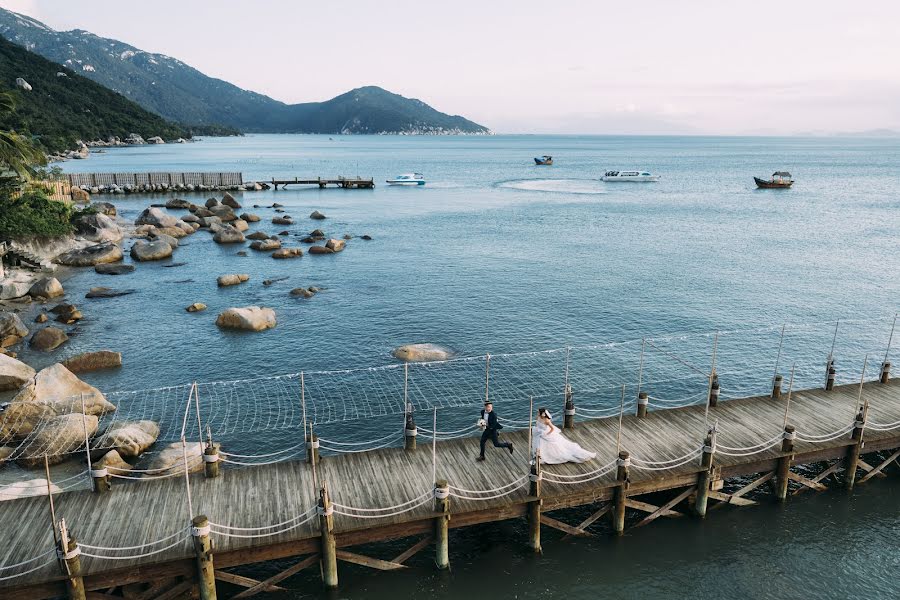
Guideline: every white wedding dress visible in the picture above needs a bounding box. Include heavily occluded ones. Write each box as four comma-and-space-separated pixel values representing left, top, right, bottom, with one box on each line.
531, 420, 596, 464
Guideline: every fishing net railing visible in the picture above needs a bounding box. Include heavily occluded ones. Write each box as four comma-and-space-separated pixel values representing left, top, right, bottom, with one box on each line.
1, 315, 898, 471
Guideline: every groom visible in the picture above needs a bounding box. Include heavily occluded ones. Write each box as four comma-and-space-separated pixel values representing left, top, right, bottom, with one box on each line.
477, 401, 513, 461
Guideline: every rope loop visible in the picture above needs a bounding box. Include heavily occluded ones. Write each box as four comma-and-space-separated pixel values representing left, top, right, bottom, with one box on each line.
202, 453, 219, 463
433, 486, 449, 499
316, 504, 334, 517
617, 456, 631, 468
528, 472, 542, 482
782, 430, 796, 441
191, 524, 210, 537
405, 428, 418, 437
90, 468, 108, 478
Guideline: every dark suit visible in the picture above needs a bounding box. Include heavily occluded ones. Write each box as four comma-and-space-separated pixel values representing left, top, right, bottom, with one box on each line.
479, 409, 511, 457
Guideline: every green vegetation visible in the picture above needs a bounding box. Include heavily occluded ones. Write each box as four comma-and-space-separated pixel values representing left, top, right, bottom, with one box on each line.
0, 188, 73, 239
0, 35, 189, 154
0, 90, 45, 178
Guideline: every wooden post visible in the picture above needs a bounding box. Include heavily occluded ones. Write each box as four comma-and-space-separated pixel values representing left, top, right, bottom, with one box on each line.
826, 361, 836, 391
405, 411, 417, 452
881, 361, 891, 384
694, 427, 715, 517
708, 373, 720, 407
612, 451, 629, 534
191, 515, 217, 600
58, 520, 86, 600
845, 410, 865, 490
203, 435, 220, 479
307, 432, 319, 466
433, 480, 450, 569
636, 391, 649, 418
527, 452, 542, 553
772, 374, 783, 399
90, 466, 110, 494
318, 483, 338, 588
563, 385, 575, 430
775, 425, 795, 501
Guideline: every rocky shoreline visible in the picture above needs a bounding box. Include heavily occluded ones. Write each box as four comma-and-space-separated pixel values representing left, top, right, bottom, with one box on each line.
48, 133, 190, 162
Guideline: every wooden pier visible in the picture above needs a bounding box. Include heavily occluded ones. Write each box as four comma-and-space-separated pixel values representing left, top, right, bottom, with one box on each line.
270, 177, 375, 190
2, 377, 900, 599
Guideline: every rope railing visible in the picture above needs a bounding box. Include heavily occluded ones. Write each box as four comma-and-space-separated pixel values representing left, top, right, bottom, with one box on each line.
795, 423, 856, 443
541, 459, 619, 484
79, 534, 190, 561
630, 448, 705, 470
448, 476, 529, 501
0, 554, 57, 582
209, 508, 318, 539
80, 528, 188, 552
331, 493, 434, 519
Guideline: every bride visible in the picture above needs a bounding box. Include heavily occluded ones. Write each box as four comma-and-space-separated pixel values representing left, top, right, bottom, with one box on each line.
531, 408, 596, 464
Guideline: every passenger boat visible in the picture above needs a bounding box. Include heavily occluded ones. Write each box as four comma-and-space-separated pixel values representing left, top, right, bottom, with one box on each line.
534, 155, 553, 165
386, 173, 426, 186
601, 170, 660, 182
754, 171, 793, 189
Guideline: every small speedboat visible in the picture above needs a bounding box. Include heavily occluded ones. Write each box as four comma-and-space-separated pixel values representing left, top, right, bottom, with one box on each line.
754, 171, 793, 189
534, 155, 553, 165
601, 170, 659, 182
386, 173, 426, 186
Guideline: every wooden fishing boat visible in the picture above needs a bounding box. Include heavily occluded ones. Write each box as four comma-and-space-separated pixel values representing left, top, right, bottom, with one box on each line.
754, 171, 793, 188
534, 155, 553, 165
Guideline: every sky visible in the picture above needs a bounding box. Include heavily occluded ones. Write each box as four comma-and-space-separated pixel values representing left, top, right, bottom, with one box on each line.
2, 0, 900, 135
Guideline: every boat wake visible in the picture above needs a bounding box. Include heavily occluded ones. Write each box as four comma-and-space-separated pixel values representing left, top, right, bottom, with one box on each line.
498, 178, 607, 195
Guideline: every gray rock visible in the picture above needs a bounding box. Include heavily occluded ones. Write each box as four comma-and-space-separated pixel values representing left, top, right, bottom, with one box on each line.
213, 225, 245, 244
135, 207, 179, 228
246, 231, 270, 241
308, 245, 334, 255
130, 240, 174, 262
85, 287, 136, 299
325, 239, 346, 253
95, 264, 135, 275
310, 210, 326, 220
250, 239, 281, 251
30, 327, 69, 351
62, 350, 122, 372
29, 277, 64, 299
166, 198, 192, 209
217, 274, 249, 287
221, 193, 241, 209
56, 242, 124, 267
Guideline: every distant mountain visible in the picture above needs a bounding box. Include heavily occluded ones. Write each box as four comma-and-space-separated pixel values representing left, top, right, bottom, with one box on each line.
0, 8, 490, 135
0, 35, 188, 154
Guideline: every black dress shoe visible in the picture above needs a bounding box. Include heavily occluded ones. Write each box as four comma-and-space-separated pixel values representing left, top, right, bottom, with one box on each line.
508, 443, 514, 455
476, 456, 486, 462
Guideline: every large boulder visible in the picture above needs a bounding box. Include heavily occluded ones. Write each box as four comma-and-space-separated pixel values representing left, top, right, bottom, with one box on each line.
95, 264, 134, 275
241, 213, 260, 223
221, 192, 241, 209
135, 207, 179, 228
97, 420, 159, 458
272, 248, 302, 259
232, 218, 249, 232
130, 239, 173, 261
70, 187, 90, 203
16, 413, 100, 468
0, 363, 115, 440
73, 213, 123, 243
217, 274, 249, 287
209, 204, 237, 222
95, 449, 131, 473
307, 245, 334, 255
216, 306, 277, 331
0, 353, 35, 391
272, 216, 293, 225
56, 242, 123, 266
91, 202, 117, 216
0, 312, 28, 347
28, 277, 64, 299
310, 210, 327, 220
392, 343, 455, 363
247, 231, 270, 241
325, 239, 346, 253
213, 225, 245, 244
62, 350, 122, 373
166, 198, 192, 209
149, 232, 179, 249
139, 441, 205, 476
30, 327, 69, 351
250, 239, 281, 251
51, 304, 82, 324
198, 215, 222, 229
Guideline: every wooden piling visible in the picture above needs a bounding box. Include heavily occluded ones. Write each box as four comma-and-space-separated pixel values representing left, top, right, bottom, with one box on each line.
433, 480, 450, 569
612, 451, 629, 534
775, 425, 795, 501
90, 467, 109, 494
318, 483, 338, 588
708, 374, 720, 407
191, 515, 216, 600
563, 386, 575, 430
881, 362, 891, 384
405, 411, 417, 452
307, 433, 320, 466
826, 364, 836, 391
694, 429, 715, 517
845, 411, 865, 489
527, 454, 542, 553
772, 374, 783, 399
203, 442, 220, 479
58, 520, 86, 600
637, 391, 649, 418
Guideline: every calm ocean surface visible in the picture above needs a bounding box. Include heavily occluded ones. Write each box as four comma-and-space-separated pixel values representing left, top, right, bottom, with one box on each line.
44, 134, 900, 598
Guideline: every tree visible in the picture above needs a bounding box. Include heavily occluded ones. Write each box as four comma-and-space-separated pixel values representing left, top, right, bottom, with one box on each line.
0, 90, 46, 180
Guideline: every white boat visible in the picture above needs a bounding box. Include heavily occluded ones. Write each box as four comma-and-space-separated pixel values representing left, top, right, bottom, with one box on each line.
386, 173, 426, 186
601, 170, 660, 182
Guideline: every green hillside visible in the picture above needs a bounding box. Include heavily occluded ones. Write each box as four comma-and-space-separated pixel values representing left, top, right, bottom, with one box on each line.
0, 35, 188, 154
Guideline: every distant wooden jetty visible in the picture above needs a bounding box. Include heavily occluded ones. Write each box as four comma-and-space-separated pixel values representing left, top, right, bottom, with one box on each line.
270, 176, 375, 190
2, 373, 899, 599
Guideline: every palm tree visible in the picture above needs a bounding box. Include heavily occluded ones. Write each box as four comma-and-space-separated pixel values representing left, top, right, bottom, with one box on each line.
0, 91, 46, 180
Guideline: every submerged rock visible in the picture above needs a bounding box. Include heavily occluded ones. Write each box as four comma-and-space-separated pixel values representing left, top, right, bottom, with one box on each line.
307, 245, 334, 255
272, 248, 302, 259
217, 274, 249, 287
250, 239, 281, 251
86, 287, 136, 298
95, 264, 135, 275
247, 231, 270, 241
186, 302, 207, 312
392, 343, 455, 363
310, 210, 326, 220
272, 216, 293, 225
325, 239, 346, 252
241, 213, 260, 222
215, 306, 277, 331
